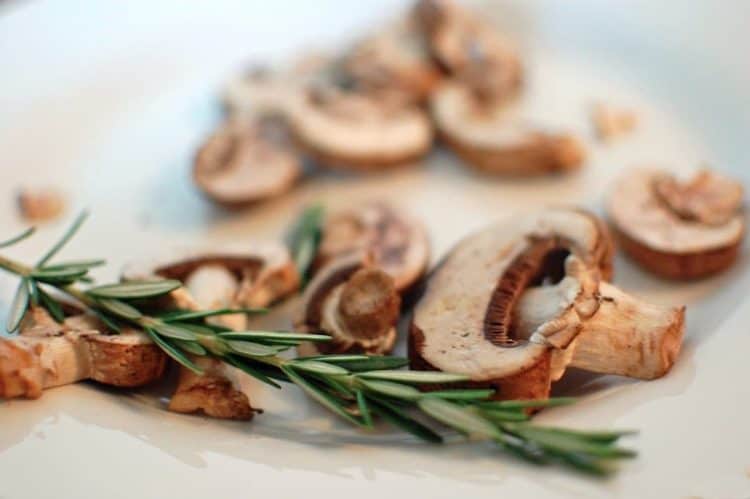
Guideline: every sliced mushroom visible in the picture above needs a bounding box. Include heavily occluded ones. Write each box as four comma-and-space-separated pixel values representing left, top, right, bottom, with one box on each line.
0, 307, 166, 399
193, 118, 301, 206
410, 208, 685, 401
17, 187, 66, 222
289, 85, 433, 171
415, 0, 522, 98
608, 168, 745, 279
431, 81, 585, 175
343, 16, 442, 104
315, 201, 430, 293
296, 253, 401, 356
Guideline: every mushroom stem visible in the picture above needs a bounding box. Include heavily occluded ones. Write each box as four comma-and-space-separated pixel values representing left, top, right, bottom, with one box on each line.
0, 331, 166, 399
517, 282, 685, 380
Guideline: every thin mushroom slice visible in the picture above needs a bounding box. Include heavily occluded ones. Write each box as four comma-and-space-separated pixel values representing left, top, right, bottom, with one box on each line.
315, 201, 430, 293
431, 81, 585, 175
193, 119, 301, 207
296, 253, 401, 356
0, 306, 166, 400
289, 85, 433, 171
608, 168, 745, 279
410, 209, 606, 401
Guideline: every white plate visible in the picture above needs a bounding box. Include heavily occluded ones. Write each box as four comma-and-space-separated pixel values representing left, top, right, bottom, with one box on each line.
1, 1, 750, 498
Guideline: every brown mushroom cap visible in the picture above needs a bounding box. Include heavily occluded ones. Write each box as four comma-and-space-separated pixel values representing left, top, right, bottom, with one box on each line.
289, 87, 433, 171
296, 253, 401, 355
410, 209, 605, 400
608, 168, 745, 279
315, 201, 430, 293
193, 119, 301, 206
431, 81, 585, 175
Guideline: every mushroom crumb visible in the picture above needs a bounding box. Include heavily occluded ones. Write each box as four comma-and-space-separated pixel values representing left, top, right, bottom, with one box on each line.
17, 188, 66, 222
592, 102, 638, 142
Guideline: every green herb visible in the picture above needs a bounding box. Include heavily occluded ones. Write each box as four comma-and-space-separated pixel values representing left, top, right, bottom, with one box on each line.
287, 203, 325, 287
0, 214, 637, 476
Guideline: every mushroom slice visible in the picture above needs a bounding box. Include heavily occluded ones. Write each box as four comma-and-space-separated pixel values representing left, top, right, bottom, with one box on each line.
1, 307, 166, 399
415, 0, 522, 96
168, 356, 259, 420
289, 86, 433, 171
193, 119, 301, 206
608, 168, 745, 279
343, 16, 442, 104
315, 201, 429, 293
410, 209, 605, 401
296, 253, 401, 356
431, 81, 585, 175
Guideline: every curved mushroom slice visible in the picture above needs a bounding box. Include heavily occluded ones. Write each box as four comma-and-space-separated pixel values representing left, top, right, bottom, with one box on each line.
315, 201, 430, 293
415, 0, 522, 97
296, 254, 401, 356
516, 281, 685, 380
1, 307, 166, 399
410, 209, 605, 401
343, 17, 442, 104
608, 168, 745, 279
168, 356, 259, 420
289, 86, 433, 171
193, 119, 301, 206
431, 81, 585, 175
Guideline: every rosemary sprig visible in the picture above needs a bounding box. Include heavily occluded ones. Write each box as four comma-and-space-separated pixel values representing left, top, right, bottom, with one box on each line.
0, 214, 637, 476
287, 203, 325, 288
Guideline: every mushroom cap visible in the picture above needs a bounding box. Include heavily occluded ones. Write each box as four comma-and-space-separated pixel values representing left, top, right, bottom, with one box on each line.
431, 81, 585, 175
193, 119, 301, 206
608, 168, 745, 279
316, 201, 430, 293
410, 208, 607, 386
289, 88, 433, 170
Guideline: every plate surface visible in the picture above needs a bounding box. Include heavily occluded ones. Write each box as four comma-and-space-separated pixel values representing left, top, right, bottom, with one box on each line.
1, 1, 750, 498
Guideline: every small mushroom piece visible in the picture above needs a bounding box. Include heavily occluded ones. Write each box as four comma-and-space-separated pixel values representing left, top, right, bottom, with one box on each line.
0, 307, 166, 399
17, 187, 66, 222
168, 356, 259, 420
315, 201, 430, 293
516, 281, 685, 380
343, 17, 442, 104
193, 119, 301, 207
296, 254, 401, 356
430, 81, 585, 175
608, 168, 745, 279
289, 85, 433, 171
410, 209, 606, 401
592, 102, 638, 142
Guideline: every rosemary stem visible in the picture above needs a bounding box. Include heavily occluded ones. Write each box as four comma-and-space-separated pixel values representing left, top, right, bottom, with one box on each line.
0, 254, 33, 277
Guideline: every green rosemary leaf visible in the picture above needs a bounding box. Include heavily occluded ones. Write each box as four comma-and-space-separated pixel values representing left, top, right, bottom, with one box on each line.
357, 379, 422, 401
421, 389, 495, 401
255, 338, 301, 347
325, 356, 410, 372
543, 448, 612, 476
289, 360, 350, 376
145, 328, 203, 375
159, 308, 268, 322
356, 390, 373, 428
225, 355, 282, 389
479, 408, 530, 423
27, 279, 39, 306
36, 211, 89, 267
299, 354, 369, 363
42, 259, 106, 271
318, 375, 355, 399
226, 340, 286, 357
94, 310, 122, 333
508, 425, 637, 459
87, 279, 182, 299
281, 365, 363, 427
287, 204, 324, 286
37, 285, 65, 323
173, 339, 207, 356
476, 397, 577, 411
0, 227, 35, 249
96, 298, 142, 320
177, 323, 218, 336
368, 397, 443, 444
6, 278, 30, 333
418, 398, 503, 440
217, 331, 332, 342
150, 322, 199, 341
356, 370, 470, 384
31, 267, 88, 284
